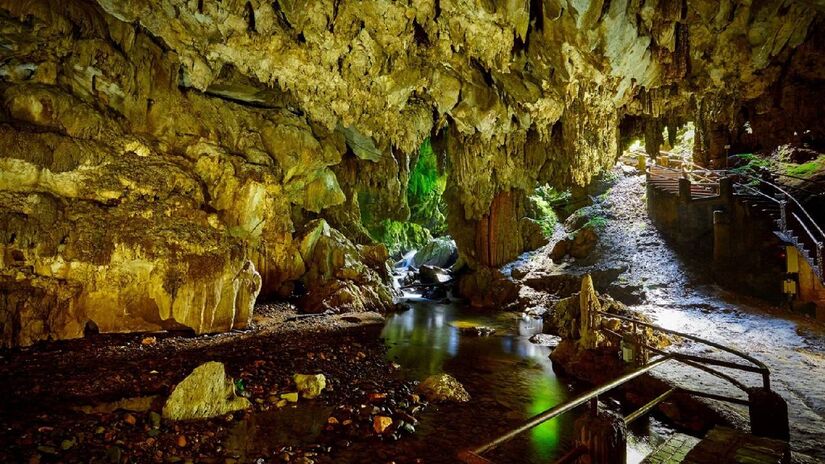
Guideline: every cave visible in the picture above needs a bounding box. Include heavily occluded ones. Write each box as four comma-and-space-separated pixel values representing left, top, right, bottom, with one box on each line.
1, 1, 824, 463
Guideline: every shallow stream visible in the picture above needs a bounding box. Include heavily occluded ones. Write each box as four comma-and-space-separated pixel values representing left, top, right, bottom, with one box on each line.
365, 298, 673, 463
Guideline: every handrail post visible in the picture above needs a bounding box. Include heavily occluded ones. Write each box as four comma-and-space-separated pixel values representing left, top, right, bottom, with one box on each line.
779, 199, 789, 232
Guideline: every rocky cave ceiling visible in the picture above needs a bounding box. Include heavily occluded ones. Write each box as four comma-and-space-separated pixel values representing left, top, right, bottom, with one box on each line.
1, 0, 823, 347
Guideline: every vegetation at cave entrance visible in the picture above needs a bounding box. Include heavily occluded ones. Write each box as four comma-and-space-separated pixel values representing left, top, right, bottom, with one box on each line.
366, 139, 448, 256
528, 185, 569, 236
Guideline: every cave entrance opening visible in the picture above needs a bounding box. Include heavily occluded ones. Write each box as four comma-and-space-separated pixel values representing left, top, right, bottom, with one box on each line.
624, 121, 695, 166
362, 138, 453, 268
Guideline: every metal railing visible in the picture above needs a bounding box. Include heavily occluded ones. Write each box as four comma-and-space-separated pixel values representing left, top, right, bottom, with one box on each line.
459, 310, 773, 464
646, 157, 825, 281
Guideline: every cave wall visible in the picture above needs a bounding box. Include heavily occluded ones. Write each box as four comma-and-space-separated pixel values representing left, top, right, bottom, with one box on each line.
1, 0, 823, 345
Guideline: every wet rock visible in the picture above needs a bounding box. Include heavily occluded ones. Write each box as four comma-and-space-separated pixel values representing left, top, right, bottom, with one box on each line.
524, 272, 582, 298
416, 373, 470, 403
75, 396, 157, 414
449, 321, 496, 337
510, 267, 529, 280
417, 265, 452, 285
421, 285, 448, 300
297, 219, 394, 314
293, 374, 326, 399
412, 238, 458, 268
458, 268, 518, 308
529, 334, 560, 348
162, 362, 251, 421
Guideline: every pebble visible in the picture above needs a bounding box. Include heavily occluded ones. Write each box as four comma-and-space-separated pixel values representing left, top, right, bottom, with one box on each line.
176, 435, 187, 448
372, 416, 392, 434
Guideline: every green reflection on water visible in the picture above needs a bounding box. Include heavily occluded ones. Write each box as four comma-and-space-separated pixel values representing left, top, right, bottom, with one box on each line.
527, 372, 566, 460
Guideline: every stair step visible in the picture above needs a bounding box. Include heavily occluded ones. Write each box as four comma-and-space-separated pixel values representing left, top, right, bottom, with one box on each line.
641, 433, 701, 464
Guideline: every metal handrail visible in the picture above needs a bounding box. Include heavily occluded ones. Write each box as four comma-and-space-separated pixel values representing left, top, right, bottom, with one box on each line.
733, 171, 825, 242
595, 311, 770, 387
464, 355, 673, 457
460, 307, 775, 464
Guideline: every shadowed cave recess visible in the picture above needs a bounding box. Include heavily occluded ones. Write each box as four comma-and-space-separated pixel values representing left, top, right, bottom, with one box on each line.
1, 0, 825, 463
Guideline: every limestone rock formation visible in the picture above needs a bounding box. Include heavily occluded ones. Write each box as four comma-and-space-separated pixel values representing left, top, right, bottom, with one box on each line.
1, 0, 823, 343
162, 362, 251, 421
297, 219, 394, 313
416, 373, 471, 403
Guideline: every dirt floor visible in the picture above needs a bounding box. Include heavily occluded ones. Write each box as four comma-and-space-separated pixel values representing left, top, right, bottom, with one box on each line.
0, 305, 425, 463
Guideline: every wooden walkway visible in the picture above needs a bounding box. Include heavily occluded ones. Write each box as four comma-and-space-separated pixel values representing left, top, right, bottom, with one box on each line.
642, 427, 790, 464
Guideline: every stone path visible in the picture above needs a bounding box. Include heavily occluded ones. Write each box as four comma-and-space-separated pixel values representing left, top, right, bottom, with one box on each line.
518, 168, 825, 460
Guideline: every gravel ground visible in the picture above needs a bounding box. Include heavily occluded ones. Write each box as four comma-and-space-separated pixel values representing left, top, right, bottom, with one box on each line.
0, 304, 425, 463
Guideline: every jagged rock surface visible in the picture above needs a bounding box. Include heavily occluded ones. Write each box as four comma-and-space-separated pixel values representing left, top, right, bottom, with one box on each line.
1, 0, 823, 344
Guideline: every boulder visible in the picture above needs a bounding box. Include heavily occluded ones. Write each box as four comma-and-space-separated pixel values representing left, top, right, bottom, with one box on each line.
510, 267, 529, 280
162, 362, 251, 421
418, 265, 452, 284
293, 373, 327, 399
412, 238, 458, 268
416, 373, 471, 403
529, 333, 561, 348
564, 206, 602, 231
458, 267, 519, 308
297, 219, 394, 313
549, 225, 599, 261
569, 225, 599, 259
550, 238, 571, 261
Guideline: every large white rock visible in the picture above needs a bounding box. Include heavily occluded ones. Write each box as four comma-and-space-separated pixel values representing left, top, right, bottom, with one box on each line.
162, 362, 251, 421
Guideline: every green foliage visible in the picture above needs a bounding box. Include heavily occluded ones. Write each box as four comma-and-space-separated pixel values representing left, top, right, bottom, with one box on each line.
529, 185, 570, 236
585, 215, 608, 231
667, 122, 695, 157
730, 153, 770, 174
369, 220, 432, 257
784, 155, 825, 178
729, 153, 771, 187
363, 138, 447, 255
407, 139, 448, 235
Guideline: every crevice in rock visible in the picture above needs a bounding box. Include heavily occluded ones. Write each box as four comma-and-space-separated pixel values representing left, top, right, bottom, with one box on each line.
413, 20, 430, 47
529, 0, 544, 32
244, 2, 256, 33
270, 0, 293, 31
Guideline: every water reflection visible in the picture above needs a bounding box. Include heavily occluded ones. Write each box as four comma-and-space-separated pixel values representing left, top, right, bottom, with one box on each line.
225, 404, 332, 460
381, 301, 672, 464
381, 301, 576, 462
